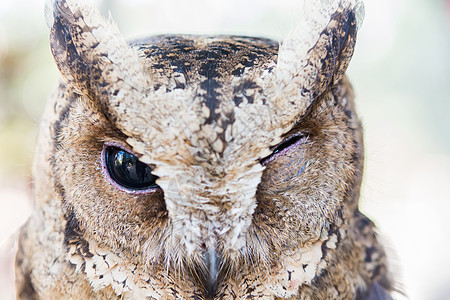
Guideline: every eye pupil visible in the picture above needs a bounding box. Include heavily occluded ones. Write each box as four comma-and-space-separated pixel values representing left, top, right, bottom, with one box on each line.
105, 146, 158, 190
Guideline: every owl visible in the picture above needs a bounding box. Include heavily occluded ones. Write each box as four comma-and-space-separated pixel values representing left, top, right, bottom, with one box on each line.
15, 0, 394, 299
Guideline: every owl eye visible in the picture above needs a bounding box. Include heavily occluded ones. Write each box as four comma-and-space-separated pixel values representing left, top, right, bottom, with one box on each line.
260, 134, 307, 165
103, 146, 159, 191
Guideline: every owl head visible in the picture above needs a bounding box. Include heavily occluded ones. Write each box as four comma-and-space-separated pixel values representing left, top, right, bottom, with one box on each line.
45, 0, 365, 296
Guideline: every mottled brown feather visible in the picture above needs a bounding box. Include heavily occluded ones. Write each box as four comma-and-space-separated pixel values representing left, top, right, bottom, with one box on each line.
16, 0, 393, 299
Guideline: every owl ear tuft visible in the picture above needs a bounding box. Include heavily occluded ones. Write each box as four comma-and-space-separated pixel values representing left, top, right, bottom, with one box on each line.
47, 0, 147, 102
276, 0, 364, 103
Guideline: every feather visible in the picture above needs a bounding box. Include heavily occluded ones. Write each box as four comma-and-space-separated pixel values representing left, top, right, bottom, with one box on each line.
47, 0, 147, 106
273, 0, 364, 126
367, 282, 394, 300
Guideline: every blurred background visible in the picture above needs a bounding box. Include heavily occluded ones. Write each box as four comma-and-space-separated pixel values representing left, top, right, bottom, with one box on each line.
0, 0, 449, 299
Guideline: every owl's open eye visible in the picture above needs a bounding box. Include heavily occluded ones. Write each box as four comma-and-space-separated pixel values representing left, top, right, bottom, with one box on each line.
260, 134, 307, 165
103, 146, 159, 191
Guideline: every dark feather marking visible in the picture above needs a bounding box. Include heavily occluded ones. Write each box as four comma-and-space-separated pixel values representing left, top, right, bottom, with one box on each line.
357, 282, 394, 300
314, 8, 357, 96
232, 80, 262, 106
198, 50, 222, 125
50, 89, 77, 216
16, 229, 38, 300
16, 270, 38, 300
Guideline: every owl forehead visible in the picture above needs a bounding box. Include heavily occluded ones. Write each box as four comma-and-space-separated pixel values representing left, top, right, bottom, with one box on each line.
133, 35, 279, 90
134, 35, 279, 121
120, 35, 286, 168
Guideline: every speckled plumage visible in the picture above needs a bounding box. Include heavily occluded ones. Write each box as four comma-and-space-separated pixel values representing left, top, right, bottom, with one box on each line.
16, 0, 393, 299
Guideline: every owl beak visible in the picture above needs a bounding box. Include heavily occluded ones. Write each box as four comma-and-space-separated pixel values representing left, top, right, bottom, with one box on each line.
201, 247, 222, 298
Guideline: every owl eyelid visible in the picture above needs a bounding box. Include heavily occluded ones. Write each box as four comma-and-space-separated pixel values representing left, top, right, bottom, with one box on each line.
260, 133, 308, 165
271, 133, 307, 153
101, 141, 155, 167
102, 141, 140, 158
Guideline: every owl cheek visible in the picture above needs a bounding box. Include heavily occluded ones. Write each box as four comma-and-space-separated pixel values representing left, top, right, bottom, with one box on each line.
132, 191, 167, 221
261, 157, 311, 190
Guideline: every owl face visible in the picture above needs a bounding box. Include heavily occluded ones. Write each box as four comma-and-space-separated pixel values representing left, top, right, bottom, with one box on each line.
47, 0, 364, 296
